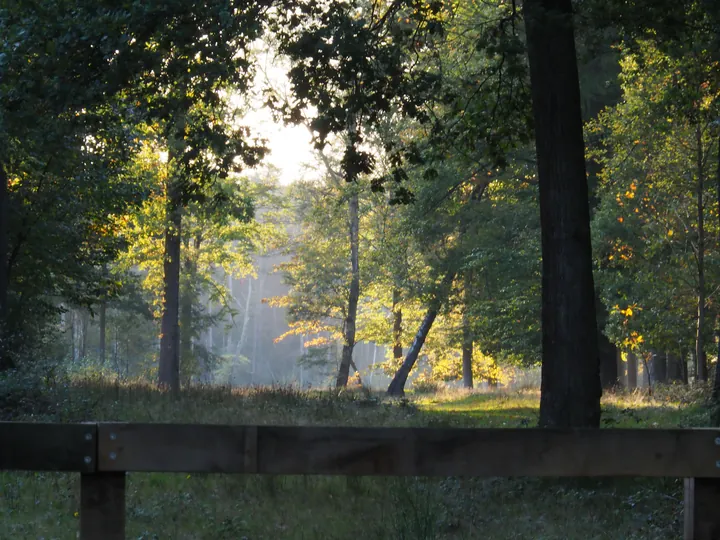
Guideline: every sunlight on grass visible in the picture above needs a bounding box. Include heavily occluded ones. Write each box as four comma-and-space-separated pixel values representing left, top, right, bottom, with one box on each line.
0, 376, 712, 539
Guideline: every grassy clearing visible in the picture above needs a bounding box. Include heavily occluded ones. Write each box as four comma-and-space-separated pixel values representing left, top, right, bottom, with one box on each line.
0, 377, 712, 539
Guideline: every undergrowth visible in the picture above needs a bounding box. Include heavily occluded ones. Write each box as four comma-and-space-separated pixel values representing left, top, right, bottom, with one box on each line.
0, 373, 713, 539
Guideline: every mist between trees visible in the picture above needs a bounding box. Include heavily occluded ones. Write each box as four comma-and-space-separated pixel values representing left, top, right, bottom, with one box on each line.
2, 0, 720, 428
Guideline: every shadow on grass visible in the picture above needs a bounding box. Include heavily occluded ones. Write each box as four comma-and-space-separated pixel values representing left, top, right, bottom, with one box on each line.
0, 375, 697, 539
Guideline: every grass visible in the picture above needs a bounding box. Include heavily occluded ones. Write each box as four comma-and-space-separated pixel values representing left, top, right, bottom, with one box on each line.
0, 376, 714, 539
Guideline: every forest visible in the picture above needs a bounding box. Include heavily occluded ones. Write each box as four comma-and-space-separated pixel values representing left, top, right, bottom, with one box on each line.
2, 1, 720, 538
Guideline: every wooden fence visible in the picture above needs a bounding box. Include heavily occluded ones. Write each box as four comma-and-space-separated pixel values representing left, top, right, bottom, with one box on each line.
1, 422, 720, 539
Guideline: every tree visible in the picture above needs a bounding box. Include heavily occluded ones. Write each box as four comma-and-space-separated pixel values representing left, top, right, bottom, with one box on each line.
0, 0, 148, 369
524, 0, 601, 427
386, 269, 456, 395
590, 39, 720, 383
117, 142, 269, 386
113, 2, 271, 391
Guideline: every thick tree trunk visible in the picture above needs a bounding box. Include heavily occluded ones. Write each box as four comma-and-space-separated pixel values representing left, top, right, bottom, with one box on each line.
336, 191, 360, 387
626, 351, 638, 390
0, 163, 10, 370
0, 164, 7, 322
387, 271, 456, 396
462, 271, 474, 389
696, 126, 708, 382
99, 302, 107, 364
524, 0, 601, 427
715, 134, 720, 400
598, 331, 619, 389
158, 180, 182, 393
392, 288, 403, 363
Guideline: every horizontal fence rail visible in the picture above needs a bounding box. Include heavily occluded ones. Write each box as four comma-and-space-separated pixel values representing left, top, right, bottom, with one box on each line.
1, 422, 719, 539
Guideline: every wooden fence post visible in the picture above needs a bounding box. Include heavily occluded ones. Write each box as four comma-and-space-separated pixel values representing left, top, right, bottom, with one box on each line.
684, 477, 720, 540
80, 472, 126, 540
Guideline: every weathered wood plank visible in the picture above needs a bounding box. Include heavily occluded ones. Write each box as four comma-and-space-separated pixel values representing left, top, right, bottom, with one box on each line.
258, 427, 720, 477
0, 422, 96, 472
97, 423, 252, 472
684, 477, 720, 540
80, 472, 125, 540
97, 424, 720, 478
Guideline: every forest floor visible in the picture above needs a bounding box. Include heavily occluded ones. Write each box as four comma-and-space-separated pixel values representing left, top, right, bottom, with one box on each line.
0, 376, 714, 540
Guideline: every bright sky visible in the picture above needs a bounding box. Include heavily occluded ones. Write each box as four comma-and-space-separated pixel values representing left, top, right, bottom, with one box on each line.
243, 108, 317, 185
241, 48, 319, 186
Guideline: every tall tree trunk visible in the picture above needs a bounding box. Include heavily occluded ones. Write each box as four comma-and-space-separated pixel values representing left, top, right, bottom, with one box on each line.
715, 134, 720, 400
387, 271, 456, 396
99, 302, 106, 364
524, 0, 601, 427
696, 126, 708, 382
626, 351, 637, 390
337, 191, 360, 387
0, 163, 8, 370
158, 179, 182, 393
462, 271, 474, 389
392, 288, 403, 363
0, 163, 12, 371
387, 307, 439, 397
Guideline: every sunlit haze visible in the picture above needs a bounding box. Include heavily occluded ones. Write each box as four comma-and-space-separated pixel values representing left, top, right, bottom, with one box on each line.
242, 48, 318, 185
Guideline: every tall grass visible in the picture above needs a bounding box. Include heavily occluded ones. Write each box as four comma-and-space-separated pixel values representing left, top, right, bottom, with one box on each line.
0, 374, 711, 539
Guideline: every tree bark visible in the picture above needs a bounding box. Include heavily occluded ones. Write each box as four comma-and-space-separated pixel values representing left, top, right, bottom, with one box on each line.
336, 190, 360, 387
392, 288, 403, 363
0, 163, 10, 370
715, 134, 720, 400
158, 178, 182, 393
696, 126, 708, 382
462, 271, 474, 389
99, 302, 107, 364
626, 351, 637, 390
387, 271, 456, 396
524, 0, 601, 427
387, 306, 439, 397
